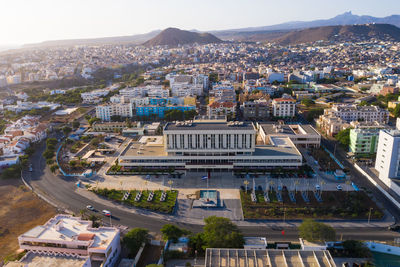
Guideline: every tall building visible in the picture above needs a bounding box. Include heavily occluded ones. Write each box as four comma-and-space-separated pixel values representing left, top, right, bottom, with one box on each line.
375, 130, 400, 182
272, 94, 296, 117
349, 126, 384, 156
96, 103, 133, 121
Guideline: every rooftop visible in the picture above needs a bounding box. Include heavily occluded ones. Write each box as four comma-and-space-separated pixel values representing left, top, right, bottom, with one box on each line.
5, 252, 88, 267
20, 215, 118, 250
121, 137, 167, 157
164, 121, 255, 132
260, 123, 319, 136
205, 249, 336, 267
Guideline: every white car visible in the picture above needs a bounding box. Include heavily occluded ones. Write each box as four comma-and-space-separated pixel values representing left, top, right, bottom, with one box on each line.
86, 205, 95, 211
336, 185, 343, 191
102, 210, 111, 217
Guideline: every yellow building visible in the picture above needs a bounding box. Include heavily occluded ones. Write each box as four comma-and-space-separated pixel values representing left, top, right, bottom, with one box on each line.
184, 96, 196, 106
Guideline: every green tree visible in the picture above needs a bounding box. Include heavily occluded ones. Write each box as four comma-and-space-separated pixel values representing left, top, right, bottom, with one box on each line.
209, 73, 219, 83
184, 110, 197, 120
342, 240, 372, 258
62, 126, 72, 136
202, 216, 244, 249
299, 219, 336, 242
336, 128, 351, 147
72, 120, 80, 129
306, 108, 324, 122
126, 118, 132, 128
161, 224, 190, 242
123, 228, 149, 257
394, 104, 400, 118
301, 98, 315, 107
88, 117, 101, 126
50, 164, 59, 173
42, 149, 55, 159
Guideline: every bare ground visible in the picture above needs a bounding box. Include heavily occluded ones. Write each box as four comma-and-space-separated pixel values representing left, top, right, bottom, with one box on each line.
0, 179, 56, 262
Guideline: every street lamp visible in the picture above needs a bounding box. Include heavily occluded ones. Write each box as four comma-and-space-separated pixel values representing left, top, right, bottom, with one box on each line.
244, 180, 249, 193
368, 207, 373, 224
168, 180, 173, 191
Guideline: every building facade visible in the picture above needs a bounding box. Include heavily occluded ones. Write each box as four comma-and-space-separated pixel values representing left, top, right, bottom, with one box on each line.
272, 94, 296, 117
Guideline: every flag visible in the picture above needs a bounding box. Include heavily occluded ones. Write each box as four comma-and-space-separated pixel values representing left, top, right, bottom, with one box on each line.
201, 176, 208, 180
281, 230, 285, 235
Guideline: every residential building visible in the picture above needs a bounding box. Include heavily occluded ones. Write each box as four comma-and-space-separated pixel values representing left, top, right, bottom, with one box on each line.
321, 104, 389, 124
272, 94, 296, 117
18, 214, 120, 267
96, 103, 133, 121
349, 124, 385, 155
135, 105, 195, 119
317, 115, 350, 136
207, 101, 236, 117
240, 99, 271, 120
171, 84, 203, 97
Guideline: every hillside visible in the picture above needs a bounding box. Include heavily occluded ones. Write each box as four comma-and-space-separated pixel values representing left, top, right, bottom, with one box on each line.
271, 23, 400, 45
143, 28, 222, 46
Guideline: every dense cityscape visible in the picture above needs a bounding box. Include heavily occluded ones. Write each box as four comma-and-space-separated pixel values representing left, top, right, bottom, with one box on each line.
2, 3, 400, 267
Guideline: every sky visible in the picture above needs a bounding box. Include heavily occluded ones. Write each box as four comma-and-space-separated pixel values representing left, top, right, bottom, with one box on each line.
1, 0, 400, 46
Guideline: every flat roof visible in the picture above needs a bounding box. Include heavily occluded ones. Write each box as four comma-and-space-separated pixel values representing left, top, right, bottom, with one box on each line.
122, 139, 167, 157
260, 123, 319, 136
205, 249, 336, 267
164, 121, 255, 131
254, 145, 301, 157
5, 252, 88, 267
244, 237, 267, 246
20, 215, 118, 250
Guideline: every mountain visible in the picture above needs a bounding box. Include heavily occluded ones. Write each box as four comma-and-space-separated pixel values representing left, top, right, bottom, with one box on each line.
23, 30, 162, 48
268, 24, 400, 45
143, 28, 222, 46
214, 11, 400, 35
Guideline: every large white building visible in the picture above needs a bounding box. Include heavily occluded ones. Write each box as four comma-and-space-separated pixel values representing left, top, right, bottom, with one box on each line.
171, 83, 204, 97
118, 117, 302, 172
322, 104, 389, 124
375, 130, 400, 182
18, 214, 120, 267
119, 85, 169, 99
272, 94, 296, 117
96, 103, 133, 121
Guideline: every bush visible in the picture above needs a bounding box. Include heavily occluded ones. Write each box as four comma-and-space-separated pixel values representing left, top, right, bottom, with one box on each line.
123, 228, 149, 257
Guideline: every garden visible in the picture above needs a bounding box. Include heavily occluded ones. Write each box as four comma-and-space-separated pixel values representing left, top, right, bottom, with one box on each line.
90, 188, 178, 214
240, 189, 383, 220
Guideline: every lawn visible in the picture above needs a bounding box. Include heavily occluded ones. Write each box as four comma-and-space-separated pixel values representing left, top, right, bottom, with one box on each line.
91, 188, 178, 214
240, 189, 383, 220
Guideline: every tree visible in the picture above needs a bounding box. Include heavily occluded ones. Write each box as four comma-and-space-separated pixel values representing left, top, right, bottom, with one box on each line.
301, 98, 315, 107
306, 108, 324, 122
342, 240, 371, 258
184, 110, 197, 120
209, 72, 219, 83
336, 128, 351, 147
123, 228, 149, 257
126, 118, 132, 128
72, 120, 80, 129
62, 126, 72, 136
162, 80, 170, 87
202, 216, 244, 249
299, 219, 336, 242
88, 117, 101, 126
394, 104, 400, 118
161, 224, 190, 242
50, 164, 59, 173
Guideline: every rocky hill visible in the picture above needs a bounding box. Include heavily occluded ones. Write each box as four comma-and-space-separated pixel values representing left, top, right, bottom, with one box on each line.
143, 28, 222, 46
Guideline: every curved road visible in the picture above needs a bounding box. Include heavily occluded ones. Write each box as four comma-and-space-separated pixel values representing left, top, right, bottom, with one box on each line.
24, 139, 400, 241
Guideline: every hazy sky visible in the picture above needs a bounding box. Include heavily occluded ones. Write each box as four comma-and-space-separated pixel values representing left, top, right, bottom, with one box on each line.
1, 0, 400, 45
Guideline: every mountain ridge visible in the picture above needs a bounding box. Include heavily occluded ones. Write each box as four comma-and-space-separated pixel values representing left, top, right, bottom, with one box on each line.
143, 28, 222, 46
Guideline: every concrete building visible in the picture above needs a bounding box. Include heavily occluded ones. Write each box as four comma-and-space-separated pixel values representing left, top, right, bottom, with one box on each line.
258, 122, 321, 148
207, 101, 236, 117
240, 100, 271, 120
135, 105, 195, 119
375, 130, 400, 182
118, 118, 302, 172
272, 94, 296, 117
349, 125, 385, 156
322, 104, 389, 124
96, 103, 133, 121
18, 215, 120, 267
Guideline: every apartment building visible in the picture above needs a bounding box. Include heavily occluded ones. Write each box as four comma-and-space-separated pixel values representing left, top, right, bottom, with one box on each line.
135, 105, 195, 119
272, 94, 296, 117
349, 127, 382, 156
119, 85, 169, 98
240, 99, 271, 120
323, 104, 389, 124
96, 103, 133, 121
18, 214, 120, 267
171, 84, 203, 97
207, 101, 236, 117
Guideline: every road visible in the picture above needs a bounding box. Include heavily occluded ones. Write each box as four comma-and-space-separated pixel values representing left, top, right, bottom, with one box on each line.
23, 136, 400, 241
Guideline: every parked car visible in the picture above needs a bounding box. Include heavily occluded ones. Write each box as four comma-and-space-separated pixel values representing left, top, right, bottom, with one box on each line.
388, 224, 400, 231
28, 164, 33, 172
102, 210, 111, 216
315, 184, 321, 191
86, 205, 95, 211
336, 185, 343, 191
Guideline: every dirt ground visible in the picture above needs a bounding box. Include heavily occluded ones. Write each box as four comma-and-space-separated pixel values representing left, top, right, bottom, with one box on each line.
0, 179, 56, 262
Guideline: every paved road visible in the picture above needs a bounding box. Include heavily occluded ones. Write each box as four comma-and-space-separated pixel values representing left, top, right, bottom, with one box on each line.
23, 137, 400, 241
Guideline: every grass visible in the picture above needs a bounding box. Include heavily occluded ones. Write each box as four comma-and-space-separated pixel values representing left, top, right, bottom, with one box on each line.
91, 188, 178, 214
240, 189, 383, 220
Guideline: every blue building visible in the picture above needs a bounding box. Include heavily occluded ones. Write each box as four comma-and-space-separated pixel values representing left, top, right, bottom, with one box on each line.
136, 105, 195, 118
148, 97, 183, 106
